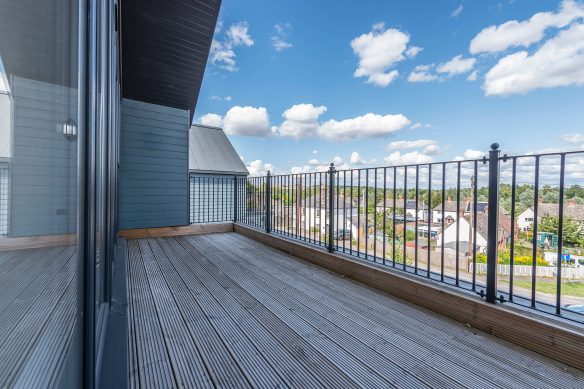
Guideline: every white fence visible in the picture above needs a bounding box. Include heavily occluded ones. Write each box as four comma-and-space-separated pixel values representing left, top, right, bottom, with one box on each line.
469, 263, 584, 279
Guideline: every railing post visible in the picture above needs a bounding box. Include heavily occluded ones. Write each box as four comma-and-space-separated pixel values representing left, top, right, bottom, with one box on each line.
233, 175, 238, 223
327, 163, 335, 253
486, 143, 501, 303
266, 171, 271, 233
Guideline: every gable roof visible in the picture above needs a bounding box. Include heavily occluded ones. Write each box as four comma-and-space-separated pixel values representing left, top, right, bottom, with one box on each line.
534, 203, 584, 222
376, 198, 427, 210
189, 125, 249, 175
300, 193, 354, 210
434, 200, 465, 212
461, 211, 512, 240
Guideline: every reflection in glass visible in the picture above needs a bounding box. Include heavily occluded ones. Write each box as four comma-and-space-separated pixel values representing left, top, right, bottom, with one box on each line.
0, 0, 81, 386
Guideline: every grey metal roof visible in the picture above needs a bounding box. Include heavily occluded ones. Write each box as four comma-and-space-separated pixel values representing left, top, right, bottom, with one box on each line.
189, 124, 249, 175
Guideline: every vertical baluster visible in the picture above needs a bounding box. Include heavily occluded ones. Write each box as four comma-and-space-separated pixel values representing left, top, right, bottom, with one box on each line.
427, 164, 432, 278
365, 169, 369, 260
472, 160, 478, 291
441, 163, 446, 281
415, 165, 419, 274
456, 161, 461, 286
403, 166, 408, 271
382, 167, 387, 265
531, 156, 540, 308
392, 166, 397, 268
556, 154, 565, 315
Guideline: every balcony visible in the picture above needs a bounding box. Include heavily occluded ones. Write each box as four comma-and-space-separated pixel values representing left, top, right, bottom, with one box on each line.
121, 229, 584, 387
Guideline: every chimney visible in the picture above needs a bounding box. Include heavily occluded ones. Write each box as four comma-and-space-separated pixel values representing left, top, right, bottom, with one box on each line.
538, 196, 543, 204
447, 196, 452, 202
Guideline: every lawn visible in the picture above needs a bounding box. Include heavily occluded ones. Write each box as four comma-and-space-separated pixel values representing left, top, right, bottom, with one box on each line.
504, 279, 584, 298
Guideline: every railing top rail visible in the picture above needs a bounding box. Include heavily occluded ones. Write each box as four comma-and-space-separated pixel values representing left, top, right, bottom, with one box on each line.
500, 149, 584, 160
264, 148, 584, 180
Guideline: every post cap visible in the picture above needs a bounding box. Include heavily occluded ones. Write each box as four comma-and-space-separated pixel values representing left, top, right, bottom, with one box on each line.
490, 143, 499, 150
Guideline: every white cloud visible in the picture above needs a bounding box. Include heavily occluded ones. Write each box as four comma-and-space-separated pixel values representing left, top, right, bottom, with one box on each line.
387, 139, 437, 151
423, 144, 442, 155
563, 134, 584, 143
450, 4, 464, 19
467, 70, 478, 81
223, 106, 271, 136
333, 156, 343, 165
308, 158, 320, 165
199, 113, 223, 127
318, 113, 411, 140
407, 65, 438, 83
470, 0, 584, 54
437, 55, 476, 76
210, 21, 254, 72
405, 46, 423, 58
312, 149, 318, 155
351, 22, 412, 87
278, 103, 327, 139
271, 23, 293, 52
410, 122, 432, 129
384, 151, 433, 165
483, 23, 584, 96
227, 22, 254, 46
246, 160, 274, 176
210, 95, 232, 102
277, 104, 410, 140
456, 149, 486, 160
350, 151, 367, 165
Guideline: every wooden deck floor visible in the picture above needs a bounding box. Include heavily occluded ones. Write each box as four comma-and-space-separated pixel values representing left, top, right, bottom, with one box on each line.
127, 232, 584, 388
0, 245, 77, 388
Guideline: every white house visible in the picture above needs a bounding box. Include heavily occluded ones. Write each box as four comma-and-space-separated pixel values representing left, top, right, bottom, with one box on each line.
293, 193, 357, 235
517, 200, 584, 232
432, 199, 492, 225
436, 212, 511, 254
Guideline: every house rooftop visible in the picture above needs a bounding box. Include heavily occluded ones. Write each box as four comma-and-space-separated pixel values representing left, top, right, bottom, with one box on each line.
376, 198, 427, 210
535, 202, 584, 222
189, 124, 249, 176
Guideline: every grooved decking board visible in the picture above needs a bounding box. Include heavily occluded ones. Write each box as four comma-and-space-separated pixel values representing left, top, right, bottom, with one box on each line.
0, 245, 77, 388
127, 233, 584, 388
211, 233, 581, 388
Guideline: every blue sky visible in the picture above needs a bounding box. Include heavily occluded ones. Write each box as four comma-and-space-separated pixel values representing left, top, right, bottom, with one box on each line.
195, 0, 584, 175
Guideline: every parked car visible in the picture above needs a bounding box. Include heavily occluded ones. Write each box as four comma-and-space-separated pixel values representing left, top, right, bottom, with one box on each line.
333, 229, 351, 240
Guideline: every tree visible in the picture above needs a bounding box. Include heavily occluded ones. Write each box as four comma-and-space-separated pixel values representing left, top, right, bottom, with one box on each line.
539, 215, 582, 246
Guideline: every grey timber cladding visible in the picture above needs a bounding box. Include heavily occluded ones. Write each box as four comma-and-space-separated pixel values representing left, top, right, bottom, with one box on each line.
119, 99, 189, 229
10, 77, 78, 236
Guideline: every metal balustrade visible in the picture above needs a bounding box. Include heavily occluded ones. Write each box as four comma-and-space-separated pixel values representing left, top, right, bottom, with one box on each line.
191, 144, 584, 323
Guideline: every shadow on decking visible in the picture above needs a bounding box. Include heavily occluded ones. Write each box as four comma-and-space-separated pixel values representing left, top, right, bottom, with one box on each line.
126, 232, 584, 388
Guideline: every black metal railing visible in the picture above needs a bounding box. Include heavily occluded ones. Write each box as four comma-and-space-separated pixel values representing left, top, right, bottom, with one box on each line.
233, 144, 584, 323
189, 175, 236, 223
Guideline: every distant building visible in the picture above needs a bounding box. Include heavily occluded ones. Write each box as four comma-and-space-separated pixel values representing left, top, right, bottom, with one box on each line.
433, 198, 465, 225
376, 198, 428, 221
436, 211, 512, 254
293, 191, 356, 234
189, 124, 249, 223
517, 199, 584, 232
